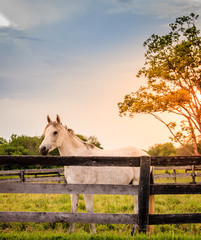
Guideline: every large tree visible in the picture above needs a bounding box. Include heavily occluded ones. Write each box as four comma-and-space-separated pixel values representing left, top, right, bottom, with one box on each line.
118, 13, 201, 155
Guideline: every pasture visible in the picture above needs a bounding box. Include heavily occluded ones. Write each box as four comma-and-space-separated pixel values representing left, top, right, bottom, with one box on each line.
0, 169, 201, 240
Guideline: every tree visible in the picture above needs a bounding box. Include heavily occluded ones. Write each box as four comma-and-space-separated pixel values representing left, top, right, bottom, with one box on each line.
0, 134, 103, 170
118, 13, 201, 155
76, 134, 103, 149
0, 134, 103, 156
0, 134, 43, 156
0, 138, 7, 145
148, 142, 176, 156
176, 144, 194, 156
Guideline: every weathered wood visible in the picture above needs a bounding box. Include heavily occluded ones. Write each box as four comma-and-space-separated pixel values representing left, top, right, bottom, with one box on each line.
1, 212, 201, 225
0, 168, 65, 183
154, 166, 194, 170
154, 173, 193, 179
0, 155, 140, 167
138, 156, 151, 233
0, 211, 138, 224
1, 166, 200, 182
1, 155, 201, 168
1, 155, 201, 233
149, 213, 201, 225
0, 183, 138, 195
151, 183, 201, 195
0, 179, 22, 183
24, 177, 66, 182
151, 156, 201, 166
0, 176, 65, 183
24, 168, 64, 174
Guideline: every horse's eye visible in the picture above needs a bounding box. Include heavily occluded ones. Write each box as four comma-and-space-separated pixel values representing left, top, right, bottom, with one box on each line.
53, 131, 58, 136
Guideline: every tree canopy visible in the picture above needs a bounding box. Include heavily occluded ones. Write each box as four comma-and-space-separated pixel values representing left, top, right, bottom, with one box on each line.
0, 134, 102, 156
118, 13, 201, 155
147, 143, 176, 157
0, 135, 43, 156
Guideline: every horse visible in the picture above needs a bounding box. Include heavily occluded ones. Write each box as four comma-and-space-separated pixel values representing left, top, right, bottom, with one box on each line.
39, 115, 154, 234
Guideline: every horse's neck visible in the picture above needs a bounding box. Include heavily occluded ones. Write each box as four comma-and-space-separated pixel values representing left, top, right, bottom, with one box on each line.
58, 131, 101, 156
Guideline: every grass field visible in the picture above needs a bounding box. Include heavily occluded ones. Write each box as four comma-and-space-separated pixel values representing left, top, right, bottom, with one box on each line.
0, 170, 201, 239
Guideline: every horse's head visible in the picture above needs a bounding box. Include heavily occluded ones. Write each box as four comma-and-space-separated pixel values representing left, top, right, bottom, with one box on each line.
39, 115, 65, 155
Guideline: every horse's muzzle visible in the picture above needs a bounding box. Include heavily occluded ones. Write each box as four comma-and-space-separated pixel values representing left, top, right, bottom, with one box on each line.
39, 146, 49, 155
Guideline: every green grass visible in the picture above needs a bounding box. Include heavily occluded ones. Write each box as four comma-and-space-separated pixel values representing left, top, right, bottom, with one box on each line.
0, 172, 201, 239
0, 193, 200, 238
1, 231, 201, 240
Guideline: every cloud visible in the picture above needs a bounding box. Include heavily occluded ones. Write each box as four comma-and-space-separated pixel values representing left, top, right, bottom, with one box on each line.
1, 0, 200, 31
0, 12, 11, 27
108, 0, 201, 18
1, 0, 201, 101
0, 0, 90, 30
0, 0, 200, 31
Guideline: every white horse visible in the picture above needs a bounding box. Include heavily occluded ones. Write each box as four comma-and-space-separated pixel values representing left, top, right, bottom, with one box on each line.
39, 115, 154, 234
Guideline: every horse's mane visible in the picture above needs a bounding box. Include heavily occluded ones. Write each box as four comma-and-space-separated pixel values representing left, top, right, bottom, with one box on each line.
64, 125, 95, 150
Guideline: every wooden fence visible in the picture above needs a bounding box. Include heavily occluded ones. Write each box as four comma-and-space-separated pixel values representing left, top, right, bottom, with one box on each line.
154, 165, 201, 183
1, 165, 201, 184
0, 155, 201, 233
0, 168, 65, 183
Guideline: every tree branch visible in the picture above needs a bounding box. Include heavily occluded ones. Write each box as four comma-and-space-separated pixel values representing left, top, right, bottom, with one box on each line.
149, 113, 195, 155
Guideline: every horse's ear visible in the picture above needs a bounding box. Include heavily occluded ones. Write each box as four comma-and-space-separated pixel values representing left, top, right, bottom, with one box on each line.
47, 115, 52, 124
56, 114, 61, 124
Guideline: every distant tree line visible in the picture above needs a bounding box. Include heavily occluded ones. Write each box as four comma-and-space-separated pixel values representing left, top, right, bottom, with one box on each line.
147, 141, 201, 156
0, 135, 43, 156
0, 134, 103, 170
0, 134, 102, 156
1, 133, 199, 159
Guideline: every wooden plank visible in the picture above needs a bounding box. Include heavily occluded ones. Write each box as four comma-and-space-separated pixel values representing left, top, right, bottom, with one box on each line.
154, 165, 201, 171
0, 211, 138, 225
138, 156, 151, 233
0, 183, 139, 195
25, 177, 65, 182
0, 170, 21, 175
151, 183, 201, 195
154, 166, 193, 171
154, 173, 192, 179
1, 155, 201, 168
0, 168, 64, 175
0, 179, 22, 183
151, 156, 201, 166
24, 168, 64, 174
149, 213, 201, 225
0, 176, 65, 183
0, 156, 140, 167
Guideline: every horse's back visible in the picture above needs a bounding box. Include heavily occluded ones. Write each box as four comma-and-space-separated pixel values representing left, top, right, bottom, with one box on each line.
99, 146, 148, 157
64, 146, 147, 185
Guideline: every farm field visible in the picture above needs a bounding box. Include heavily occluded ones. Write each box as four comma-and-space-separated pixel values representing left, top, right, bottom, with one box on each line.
0, 171, 201, 239
0, 194, 201, 239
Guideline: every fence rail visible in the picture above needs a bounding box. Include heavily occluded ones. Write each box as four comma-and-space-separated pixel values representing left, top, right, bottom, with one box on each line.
1, 165, 201, 183
0, 155, 201, 233
0, 168, 65, 183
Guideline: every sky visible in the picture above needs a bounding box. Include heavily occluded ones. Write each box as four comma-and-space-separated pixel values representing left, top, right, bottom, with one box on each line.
0, 0, 201, 151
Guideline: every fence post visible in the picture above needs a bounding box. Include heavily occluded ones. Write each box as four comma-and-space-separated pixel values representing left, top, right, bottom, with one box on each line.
191, 165, 196, 184
173, 169, 176, 182
20, 170, 25, 182
138, 156, 151, 233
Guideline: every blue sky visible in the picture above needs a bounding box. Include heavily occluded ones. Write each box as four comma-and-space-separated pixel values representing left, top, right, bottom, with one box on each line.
0, 0, 201, 150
